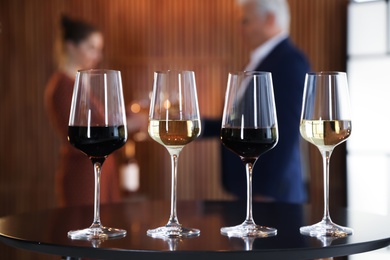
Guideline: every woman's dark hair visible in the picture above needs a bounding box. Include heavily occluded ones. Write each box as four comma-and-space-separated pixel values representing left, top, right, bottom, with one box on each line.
61, 15, 98, 44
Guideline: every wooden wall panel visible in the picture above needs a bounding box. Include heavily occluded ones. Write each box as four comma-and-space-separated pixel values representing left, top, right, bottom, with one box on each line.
0, 0, 348, 258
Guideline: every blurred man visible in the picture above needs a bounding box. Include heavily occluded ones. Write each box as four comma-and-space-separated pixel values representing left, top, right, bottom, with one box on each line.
204, 0, 310, 203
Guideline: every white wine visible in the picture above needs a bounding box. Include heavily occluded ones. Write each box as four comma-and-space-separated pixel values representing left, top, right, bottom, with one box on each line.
300, 119, 351, 149
148, 119, 201, 147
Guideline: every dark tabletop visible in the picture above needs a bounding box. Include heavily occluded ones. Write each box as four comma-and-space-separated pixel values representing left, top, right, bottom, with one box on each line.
0, 200, 390, 259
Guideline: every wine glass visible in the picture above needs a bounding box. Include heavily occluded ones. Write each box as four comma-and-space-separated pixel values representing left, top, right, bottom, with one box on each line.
300, 71, 352, 237
67, 69, 128, 240
220, 71, 278, 237
147, 70, 201, 238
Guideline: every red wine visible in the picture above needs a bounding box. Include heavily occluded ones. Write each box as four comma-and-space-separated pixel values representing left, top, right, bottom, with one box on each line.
68, 125, 127, 158
221, 127, 277, 161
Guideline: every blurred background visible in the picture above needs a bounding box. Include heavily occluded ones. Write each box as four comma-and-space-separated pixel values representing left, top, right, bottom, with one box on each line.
0, 0, 350, 259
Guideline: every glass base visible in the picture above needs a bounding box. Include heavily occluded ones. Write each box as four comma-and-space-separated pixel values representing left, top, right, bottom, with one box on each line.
147, 225, 200, 238
300, 220, 353, 237
221, 222, 277, 237
68, 226, 127, 240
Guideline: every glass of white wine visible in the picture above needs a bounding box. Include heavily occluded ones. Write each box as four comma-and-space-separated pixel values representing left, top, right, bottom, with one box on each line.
147, 70, 201, 238
300, 71, 352, 237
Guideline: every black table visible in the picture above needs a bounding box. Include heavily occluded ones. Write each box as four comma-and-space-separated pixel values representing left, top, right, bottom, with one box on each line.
0, 200, 389, 259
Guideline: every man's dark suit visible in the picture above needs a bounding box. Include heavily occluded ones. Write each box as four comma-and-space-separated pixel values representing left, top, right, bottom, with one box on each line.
203, 37, 310, 203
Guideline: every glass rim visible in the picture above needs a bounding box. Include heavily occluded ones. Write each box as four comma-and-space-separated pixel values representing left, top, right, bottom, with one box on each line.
77, 69, 121, 74
154, 69, 195, 74
306, 71, 346, 76
229, 71, 271, 76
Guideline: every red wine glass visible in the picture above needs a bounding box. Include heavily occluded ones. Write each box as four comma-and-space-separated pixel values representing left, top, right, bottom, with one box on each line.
220, 71, 278, 237
67, 69, 128, 240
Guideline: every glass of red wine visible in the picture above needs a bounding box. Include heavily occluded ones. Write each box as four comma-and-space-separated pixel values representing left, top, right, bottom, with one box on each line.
220, 71, 278, 237
67, 69, 128, 240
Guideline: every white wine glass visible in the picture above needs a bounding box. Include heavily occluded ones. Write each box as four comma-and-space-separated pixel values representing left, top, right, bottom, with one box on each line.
300, 71, 352, 237
67, 69, 128, 240
220, 71, 278, 237
147, 70, 201, 238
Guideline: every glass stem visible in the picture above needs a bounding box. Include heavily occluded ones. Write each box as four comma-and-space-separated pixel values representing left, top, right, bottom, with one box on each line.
245, 162, 255, 224
321, 150, 333, 223
92, 161, 103, 228
168, 153, 180, 226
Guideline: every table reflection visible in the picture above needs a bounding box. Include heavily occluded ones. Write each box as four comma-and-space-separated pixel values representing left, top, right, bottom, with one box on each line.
0, 200, 390, 260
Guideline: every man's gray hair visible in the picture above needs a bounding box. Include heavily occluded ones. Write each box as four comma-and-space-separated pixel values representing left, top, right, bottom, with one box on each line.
237, 0, 290, 32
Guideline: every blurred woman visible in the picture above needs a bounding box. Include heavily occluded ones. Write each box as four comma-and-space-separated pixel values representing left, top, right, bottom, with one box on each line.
44, 15, 121, 207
